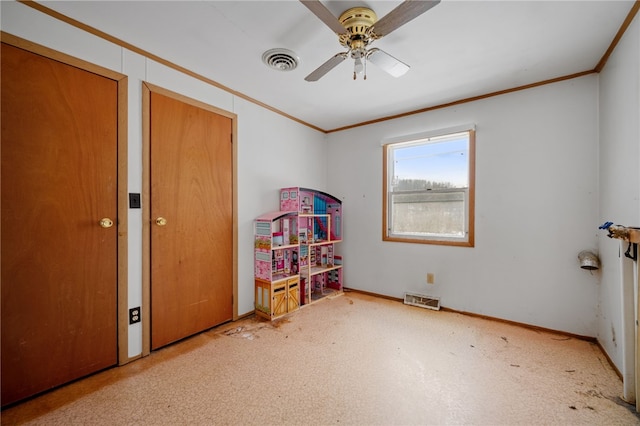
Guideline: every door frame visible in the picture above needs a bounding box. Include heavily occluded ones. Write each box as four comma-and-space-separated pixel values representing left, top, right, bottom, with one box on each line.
0, 32, 130, 364
141, 82, 238, 356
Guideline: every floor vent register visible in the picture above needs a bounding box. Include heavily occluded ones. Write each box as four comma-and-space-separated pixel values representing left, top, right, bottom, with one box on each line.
404, 292, 441, 311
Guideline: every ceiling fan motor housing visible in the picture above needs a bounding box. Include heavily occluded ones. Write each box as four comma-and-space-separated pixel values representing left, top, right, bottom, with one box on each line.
338, 7, 377, 49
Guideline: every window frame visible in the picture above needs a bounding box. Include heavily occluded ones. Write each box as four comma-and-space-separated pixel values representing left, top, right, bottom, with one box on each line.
382, 126, 476, 247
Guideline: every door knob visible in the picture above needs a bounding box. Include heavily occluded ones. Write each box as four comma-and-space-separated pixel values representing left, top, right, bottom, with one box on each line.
99, 218, 114, 228
155, 217, 167, 226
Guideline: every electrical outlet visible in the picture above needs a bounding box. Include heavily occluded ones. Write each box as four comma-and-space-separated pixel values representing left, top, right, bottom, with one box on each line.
427, 273, 435, 284
129, 307, 141, 324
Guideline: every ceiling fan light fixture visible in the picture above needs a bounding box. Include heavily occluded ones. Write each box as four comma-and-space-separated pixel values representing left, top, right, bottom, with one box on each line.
262, 48, 300, 72
352, 48, 366, 80
354, 57, 364, 75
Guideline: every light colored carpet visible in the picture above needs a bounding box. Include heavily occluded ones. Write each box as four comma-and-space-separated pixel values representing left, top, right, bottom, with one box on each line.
2, 291, 639, 425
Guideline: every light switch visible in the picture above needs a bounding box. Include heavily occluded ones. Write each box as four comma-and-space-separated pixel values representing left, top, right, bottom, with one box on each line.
129, 193, 141, 209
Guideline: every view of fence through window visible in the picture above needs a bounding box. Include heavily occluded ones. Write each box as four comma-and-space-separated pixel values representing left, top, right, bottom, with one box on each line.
391, 190, 466, 236
385, 130, 472, 243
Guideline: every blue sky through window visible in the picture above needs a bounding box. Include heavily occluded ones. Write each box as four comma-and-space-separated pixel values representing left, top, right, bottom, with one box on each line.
393, 135, 468, 188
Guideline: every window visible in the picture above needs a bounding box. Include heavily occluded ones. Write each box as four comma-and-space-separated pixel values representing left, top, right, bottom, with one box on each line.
383, 126, 475, 246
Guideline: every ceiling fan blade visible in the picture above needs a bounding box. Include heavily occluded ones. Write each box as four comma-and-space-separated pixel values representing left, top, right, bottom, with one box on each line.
367, 48, 410, 78
305, 52, 348, 82
299, 0, 348, 35
372, 0, 440, 37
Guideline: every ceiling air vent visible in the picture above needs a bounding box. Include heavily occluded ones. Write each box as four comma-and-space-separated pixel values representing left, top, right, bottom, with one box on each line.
262, 48, 300, 72
404, 292, 440, 311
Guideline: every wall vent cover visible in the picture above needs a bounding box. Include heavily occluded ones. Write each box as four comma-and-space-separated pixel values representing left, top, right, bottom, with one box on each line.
404, 292, 440, 311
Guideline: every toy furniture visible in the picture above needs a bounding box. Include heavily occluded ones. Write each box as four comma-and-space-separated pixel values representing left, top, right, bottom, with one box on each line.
254, 188, 343, 320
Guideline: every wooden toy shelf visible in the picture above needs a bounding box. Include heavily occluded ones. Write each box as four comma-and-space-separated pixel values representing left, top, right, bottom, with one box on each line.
307, 264, 342, 275
254, 188, 343, 320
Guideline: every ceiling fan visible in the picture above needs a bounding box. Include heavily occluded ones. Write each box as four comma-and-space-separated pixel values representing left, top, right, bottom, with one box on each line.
300, 0, 440, 81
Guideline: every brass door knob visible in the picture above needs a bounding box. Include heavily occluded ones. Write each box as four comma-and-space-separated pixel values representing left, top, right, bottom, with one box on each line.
99, 218, 114, 228
155, 217, 167, 226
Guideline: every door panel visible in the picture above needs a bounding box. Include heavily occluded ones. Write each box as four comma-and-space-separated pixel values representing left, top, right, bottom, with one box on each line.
1, 43, 118, 406
150, 92, 233, 350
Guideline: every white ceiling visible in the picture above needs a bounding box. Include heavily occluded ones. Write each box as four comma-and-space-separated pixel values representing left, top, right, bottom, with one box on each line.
42, 0, 635, 132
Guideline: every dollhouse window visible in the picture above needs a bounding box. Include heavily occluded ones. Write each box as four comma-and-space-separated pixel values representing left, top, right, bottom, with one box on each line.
383, 126, 475, 247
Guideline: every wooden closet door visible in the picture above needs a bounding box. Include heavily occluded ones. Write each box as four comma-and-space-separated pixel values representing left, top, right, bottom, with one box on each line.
1, 43, 118, 406
150, 91, 233, 350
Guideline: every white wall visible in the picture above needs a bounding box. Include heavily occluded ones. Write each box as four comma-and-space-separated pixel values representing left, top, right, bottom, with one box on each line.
327, 75, 600, 337
4, 0, 638, 373
598, 12, 640, 371
1, 1, 327, 358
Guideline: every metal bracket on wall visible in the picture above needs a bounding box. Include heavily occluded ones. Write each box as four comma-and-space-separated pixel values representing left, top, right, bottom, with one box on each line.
625, 242, 637, 261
